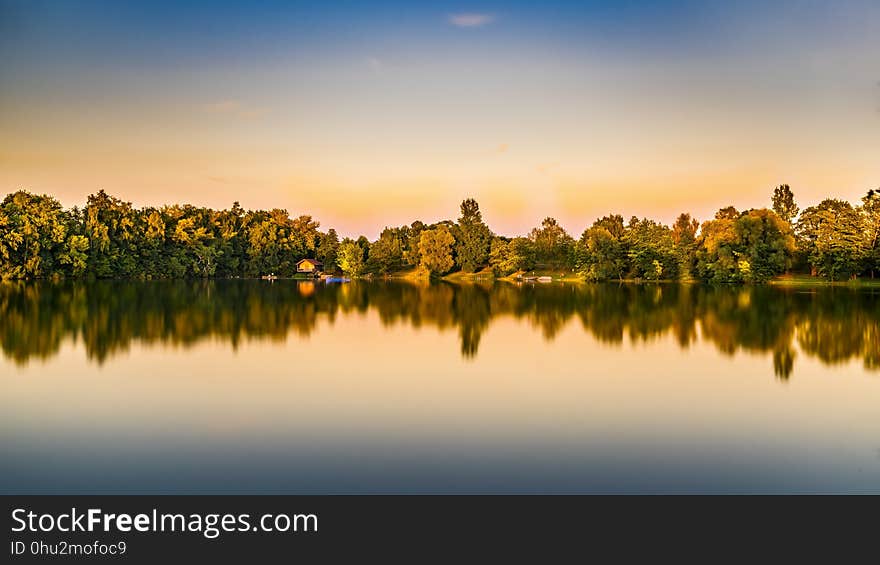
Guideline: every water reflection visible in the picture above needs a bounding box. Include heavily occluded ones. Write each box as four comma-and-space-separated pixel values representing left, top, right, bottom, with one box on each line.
0, 280, 877, 378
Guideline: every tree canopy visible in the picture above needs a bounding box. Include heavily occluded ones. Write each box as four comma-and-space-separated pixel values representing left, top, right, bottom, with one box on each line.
1, 187, 876, 282
455, 198, 492, 272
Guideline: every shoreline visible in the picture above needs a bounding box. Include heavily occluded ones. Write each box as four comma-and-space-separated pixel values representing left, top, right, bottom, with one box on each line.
7, 274, 880, 288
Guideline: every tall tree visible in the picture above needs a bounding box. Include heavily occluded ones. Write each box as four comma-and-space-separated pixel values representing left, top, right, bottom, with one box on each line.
317, 228, 340, 273
212, 202, 245, 277
772, 184, 800, 225
862, 189, 880, 278
455, 198, 491, 272
403, 220, 426, 266
672, 212, 699, 279
488, 237, 512, 276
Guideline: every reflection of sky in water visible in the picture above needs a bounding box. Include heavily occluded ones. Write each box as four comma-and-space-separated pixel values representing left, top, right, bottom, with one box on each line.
1, 282, 879, 493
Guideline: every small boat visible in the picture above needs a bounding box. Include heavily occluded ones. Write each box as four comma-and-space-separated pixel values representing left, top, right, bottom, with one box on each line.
522, 276, 538, 282
324, 277, 351, 283
537, 276, 553, 283
261, 274, 278, 280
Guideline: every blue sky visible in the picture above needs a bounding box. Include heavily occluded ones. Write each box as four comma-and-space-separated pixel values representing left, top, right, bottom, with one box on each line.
2, 0, 878, 237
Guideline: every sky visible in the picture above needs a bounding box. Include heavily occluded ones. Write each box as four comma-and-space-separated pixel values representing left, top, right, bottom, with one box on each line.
1, 0, 878, 238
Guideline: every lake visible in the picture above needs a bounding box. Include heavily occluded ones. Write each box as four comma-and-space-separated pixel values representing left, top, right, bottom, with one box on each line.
1, 279, 878, 493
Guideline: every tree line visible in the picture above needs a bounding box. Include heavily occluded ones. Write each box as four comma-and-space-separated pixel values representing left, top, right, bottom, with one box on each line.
1, 185, 878, 281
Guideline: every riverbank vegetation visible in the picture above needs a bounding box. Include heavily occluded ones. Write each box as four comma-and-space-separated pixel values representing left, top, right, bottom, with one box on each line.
1, 185, 878, 282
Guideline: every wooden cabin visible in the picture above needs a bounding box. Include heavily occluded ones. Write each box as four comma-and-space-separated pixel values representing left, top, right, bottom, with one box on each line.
296, 258, 323, 274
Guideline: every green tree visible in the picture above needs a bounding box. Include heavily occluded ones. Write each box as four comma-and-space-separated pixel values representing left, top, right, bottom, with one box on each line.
317, 228, 340, 273
356, 235, 371, 260
138, 208, 166, 277
695, 212, 740, 282
488, 237, 512, 276
623, 217, 677, 280
455, 198, 491, 272
338, 239, 365, 276
289, 215, 320, 260
715, 206, 740, 220
771, 184, 800, 225
0, 191, 69, 279
797, 199, 865, 280
168, 205, 220, 277
733, 209, 795, 282
418, 226, 455, 275
0, 187, 873, 283
85, 190, 141, 277
402, 220, 426, 266
57, 235, 89, 276
576, 215, 629, 281
508, 237, 536, 272
672, 212, 699, 280
696, 209, 794, 283
528, 217, 574, 268
367, 227, 404, 274
577, 226, 626, 281
861, 189, 880, 278
212, 202, 246, 277
489, 236, 536, 275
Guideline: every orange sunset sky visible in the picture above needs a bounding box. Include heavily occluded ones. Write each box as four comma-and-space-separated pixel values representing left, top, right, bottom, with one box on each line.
1, 0, 878, 238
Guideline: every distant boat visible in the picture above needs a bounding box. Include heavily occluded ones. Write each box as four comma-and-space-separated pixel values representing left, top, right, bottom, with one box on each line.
261, 274, 278, 280
324, 277, 351, 283
537, 276, 552, 283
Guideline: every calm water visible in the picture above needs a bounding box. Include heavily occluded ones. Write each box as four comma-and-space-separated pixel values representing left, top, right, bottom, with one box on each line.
2, 280, 878, 493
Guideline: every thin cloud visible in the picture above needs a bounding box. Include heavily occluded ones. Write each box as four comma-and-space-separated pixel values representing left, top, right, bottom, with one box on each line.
448, 13, 495, 28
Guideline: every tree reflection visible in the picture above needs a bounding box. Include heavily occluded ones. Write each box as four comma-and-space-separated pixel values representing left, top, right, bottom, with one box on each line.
0, 280, 877, 378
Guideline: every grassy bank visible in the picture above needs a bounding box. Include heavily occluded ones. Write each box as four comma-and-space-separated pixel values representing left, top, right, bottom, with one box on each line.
768, 274, 880, 287
442, 268, 495, 282
357, 270, 880, 287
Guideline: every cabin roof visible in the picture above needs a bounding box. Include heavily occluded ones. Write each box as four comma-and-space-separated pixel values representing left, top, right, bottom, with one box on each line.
296, 258, 323, 265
